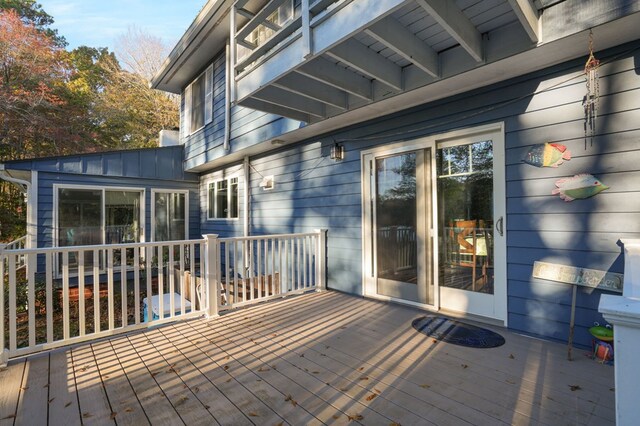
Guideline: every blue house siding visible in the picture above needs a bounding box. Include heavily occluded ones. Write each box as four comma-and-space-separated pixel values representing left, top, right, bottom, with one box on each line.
181, 51, 303, 171
4, 147, 201, 248
229, 40, 640, 347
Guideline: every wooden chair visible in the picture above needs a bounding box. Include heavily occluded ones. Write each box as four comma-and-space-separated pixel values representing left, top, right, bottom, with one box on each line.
449, 219, 488, 291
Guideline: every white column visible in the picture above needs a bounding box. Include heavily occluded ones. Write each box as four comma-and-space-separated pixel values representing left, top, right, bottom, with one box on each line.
203, 234, 220, 318
314, 229, 327, 291
599, 239, 640, 426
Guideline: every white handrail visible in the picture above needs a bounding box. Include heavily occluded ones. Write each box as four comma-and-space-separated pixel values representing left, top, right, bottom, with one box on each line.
0, 231, 327, 364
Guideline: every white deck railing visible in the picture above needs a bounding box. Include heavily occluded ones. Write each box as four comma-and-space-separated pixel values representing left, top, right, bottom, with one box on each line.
1, 230, 327, 363
5, 236, 27, 270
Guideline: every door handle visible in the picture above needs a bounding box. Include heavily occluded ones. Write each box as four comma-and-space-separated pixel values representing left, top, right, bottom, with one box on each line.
496, 216, 504, 237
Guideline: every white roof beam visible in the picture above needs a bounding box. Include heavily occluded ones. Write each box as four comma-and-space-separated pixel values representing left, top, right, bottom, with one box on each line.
416, 0, 483, 62
273, 72, 348, 110
240, 97, 311, 123
508, 0, 540, 43
297, 57, 373, 101
252, 86, 326, 118
326, 39, 403, 91
365, 17, 439, 78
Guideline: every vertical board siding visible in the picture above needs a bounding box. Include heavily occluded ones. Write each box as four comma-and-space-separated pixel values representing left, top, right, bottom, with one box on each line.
209, 41, 640, 347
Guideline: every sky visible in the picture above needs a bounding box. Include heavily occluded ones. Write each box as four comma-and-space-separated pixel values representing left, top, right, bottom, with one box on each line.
39, 0, 207, 52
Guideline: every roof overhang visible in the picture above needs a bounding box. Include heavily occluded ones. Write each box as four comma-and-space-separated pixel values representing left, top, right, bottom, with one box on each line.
151, 0, 233, 93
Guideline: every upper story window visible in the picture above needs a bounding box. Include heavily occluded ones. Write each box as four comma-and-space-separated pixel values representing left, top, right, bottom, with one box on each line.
208, 177, 239, 219
183, 64, 213, 136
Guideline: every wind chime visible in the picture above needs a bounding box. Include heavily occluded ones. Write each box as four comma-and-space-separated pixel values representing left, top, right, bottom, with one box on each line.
583, 30, 600, 148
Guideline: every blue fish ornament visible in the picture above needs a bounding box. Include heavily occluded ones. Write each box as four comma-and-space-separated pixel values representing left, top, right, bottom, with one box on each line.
552, 174, 609, 202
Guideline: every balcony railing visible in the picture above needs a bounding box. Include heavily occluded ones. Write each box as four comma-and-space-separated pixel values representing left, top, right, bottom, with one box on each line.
1, 230, 326, 363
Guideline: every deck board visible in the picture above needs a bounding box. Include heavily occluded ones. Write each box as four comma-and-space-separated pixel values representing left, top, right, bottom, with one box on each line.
0, 291, 615, 425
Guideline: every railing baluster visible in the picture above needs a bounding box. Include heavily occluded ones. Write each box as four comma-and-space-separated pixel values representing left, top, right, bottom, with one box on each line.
296, 237, 301, 291
46, 253, 53, 343
257, 238, 262, 299
62, 251, 70, 341
93, 249, 100, 333
145, 246, 152, 323
8, 253, 17, 352
158, 245, 164, 322
169, 244, 175, 318
121, 247, 127, 327
107, 248, 114, 330
179, 243, 185, 316
27, 252, 36, 347
190, 243, 196, 311
134, 247, 140, 325
233, 240, 239, 304
1, 251, 5, 355
78, 250, 86, 337
303, 236, 308, 289
225, 242, 230, 305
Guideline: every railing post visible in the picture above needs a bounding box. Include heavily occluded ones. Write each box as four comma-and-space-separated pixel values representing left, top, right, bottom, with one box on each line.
0, 244, 8, 367
599, 239, 640, 425
314, 229, 327, 291
204, 234, 220, 318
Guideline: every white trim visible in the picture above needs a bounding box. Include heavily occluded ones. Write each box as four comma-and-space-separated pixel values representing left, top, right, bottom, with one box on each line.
53, 184, 147, 248
29, 171, 38, 249
150, 189, 190, 242
361, 122, 507, 325
206, 176, 241, 221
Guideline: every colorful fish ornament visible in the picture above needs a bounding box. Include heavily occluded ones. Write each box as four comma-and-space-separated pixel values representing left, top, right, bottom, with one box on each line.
552, 174, 609, 202
523, 142, 571, 168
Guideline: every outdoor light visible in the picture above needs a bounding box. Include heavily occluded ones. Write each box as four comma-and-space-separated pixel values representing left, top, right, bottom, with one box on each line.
330, 143, 344, 161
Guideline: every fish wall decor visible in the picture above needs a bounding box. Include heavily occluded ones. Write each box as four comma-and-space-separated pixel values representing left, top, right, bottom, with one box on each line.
552, 174, 609, 202
523, 142, 571, 168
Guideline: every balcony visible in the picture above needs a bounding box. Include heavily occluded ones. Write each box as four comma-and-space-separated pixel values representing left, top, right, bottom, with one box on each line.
0, 291, 614, 424
231, 0, 640, 135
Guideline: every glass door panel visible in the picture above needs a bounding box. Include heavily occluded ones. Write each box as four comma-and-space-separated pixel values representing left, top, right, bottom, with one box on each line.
437, 140, 494, 294
372, 149, 432, 305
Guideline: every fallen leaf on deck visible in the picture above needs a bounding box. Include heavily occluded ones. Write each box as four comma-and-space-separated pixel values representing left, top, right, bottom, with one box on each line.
366, 393, 377, 401
125, 407, 134, 412
358, 367, 364, 371
110, 412, 117, 420
65, 402, 72, 408
82, 412, 93, 418
299, 353, 305, 357
461, 364, 468, 369
347, 414, 364, 421
390, 422, 402, 426
569, 385, 581, 391
509, 354, 515, 359
359, 376, 369, 381
258, 367, 270, 372
419, 384, 430, 389
248, 412, 259, 417
223, 365, 229, 371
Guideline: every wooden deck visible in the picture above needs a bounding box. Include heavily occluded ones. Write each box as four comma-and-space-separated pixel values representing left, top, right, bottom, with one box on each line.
0, 291, 614, 425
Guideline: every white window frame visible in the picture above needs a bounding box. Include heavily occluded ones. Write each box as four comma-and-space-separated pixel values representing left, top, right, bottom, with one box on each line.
207, 176, 240, 220
151, 189, 190, 242
182, 64, 213, 137
53, 184, 146, 248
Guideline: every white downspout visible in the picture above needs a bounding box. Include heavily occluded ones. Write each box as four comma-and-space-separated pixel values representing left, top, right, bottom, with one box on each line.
0, 168, 35, 249
224, 40, 232, 152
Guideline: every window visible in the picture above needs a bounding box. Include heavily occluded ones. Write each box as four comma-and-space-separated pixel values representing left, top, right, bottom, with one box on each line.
153, 191, 188, 241
57, 187, 143, 248
183, 64, 213, 136
208, 177, 239, 219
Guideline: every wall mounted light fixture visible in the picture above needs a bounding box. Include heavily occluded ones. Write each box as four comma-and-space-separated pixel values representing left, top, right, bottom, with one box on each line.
330, 143, 344, 161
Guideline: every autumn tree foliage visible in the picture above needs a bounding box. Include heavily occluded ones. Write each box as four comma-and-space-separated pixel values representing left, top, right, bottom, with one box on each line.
0, 3, 179, 241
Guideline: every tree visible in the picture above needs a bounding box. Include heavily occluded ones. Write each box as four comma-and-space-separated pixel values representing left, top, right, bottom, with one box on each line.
0, 0, 66, 46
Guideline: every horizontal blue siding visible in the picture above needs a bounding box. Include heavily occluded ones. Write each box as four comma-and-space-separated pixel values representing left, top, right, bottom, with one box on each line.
181, 51, 304, 170
206, 40, 640, 347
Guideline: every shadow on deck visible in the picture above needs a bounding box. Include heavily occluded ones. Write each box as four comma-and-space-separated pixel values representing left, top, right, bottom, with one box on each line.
0, 291, 614, 425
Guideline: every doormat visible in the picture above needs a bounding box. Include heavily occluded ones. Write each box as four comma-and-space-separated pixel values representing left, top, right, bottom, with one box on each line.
412, 316, 505, 348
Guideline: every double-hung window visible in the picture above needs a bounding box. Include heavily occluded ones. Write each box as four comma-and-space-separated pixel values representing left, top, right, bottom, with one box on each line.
183, 64, 213, 136
208, 177, 239, 219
